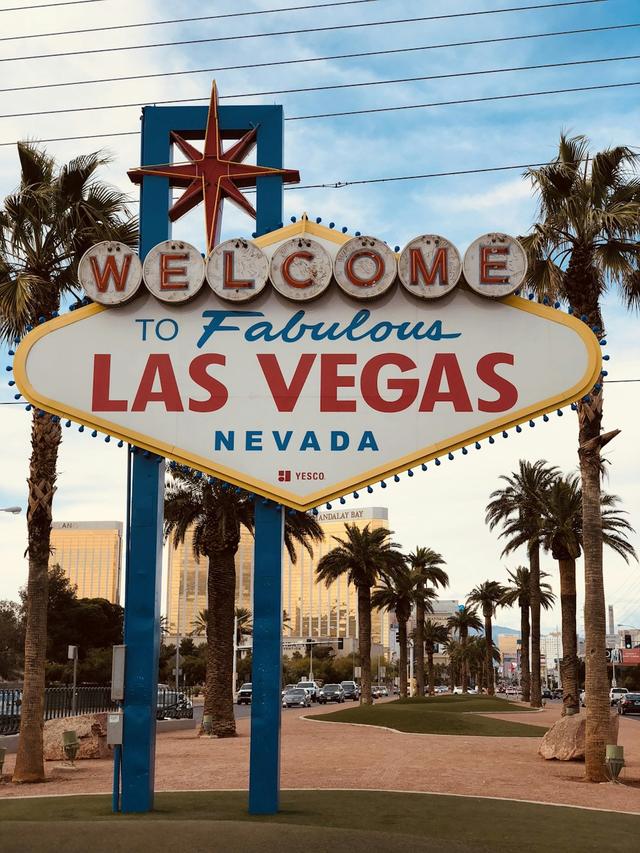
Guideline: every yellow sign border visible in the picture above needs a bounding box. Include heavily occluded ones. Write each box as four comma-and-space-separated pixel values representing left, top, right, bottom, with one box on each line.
14, 221, 602, 511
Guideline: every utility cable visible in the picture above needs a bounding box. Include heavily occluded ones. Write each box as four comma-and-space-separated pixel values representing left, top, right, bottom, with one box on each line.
2, 21, 637, 94
3, 78, 637, 146
0, 2, 613, 63
0, 0, 105, 10
3, 53, 638, 122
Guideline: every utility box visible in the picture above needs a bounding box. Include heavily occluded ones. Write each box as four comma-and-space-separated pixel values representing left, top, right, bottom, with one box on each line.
107, 711, 124, 746
111, 645, 126, 702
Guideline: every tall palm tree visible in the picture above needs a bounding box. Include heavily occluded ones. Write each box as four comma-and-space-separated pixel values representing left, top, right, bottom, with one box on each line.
486, 459, 559, 708
317, 523, 405, 704
371, 564, 415, 699
501, 567, 555, 701
406, 547, 448, 696
536, 474, 636, 715
447, 606, 483, 693
423, 620, 449, 696
165, 465, 322, 736
0, 143, 137, 783
191, 606, 254, 645
467, 581, 508, 696
445, 638, 463, 690
522, 134, 640, 780
469, 636, 501, 692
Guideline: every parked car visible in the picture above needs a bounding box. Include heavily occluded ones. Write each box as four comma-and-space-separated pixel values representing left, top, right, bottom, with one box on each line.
237, 682, 253, 705
453, 686, 464, 695
610, 687, 629, 706
505, 686, 519, 697
318, 684, 345, 704
541, 688, 552, 699
281, 683, 296, 697
340, 681, 360, 700
618, 693, 640, 715
297, 680, 321, 702
551, 688, 563, 700
379, 686, 389, 697
156, 689, 193, 720
371, 686, 381, 698
282, 687, 311, 709
435, 685, 448, 694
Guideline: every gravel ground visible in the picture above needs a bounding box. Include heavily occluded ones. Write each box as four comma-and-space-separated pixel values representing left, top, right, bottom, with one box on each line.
1, 700, 638, 813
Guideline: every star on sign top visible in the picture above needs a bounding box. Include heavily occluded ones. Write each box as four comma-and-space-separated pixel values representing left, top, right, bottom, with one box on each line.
128, 81, 300, 253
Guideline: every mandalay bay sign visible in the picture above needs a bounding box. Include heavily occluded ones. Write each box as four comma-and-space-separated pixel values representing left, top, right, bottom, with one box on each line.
14, 218, 601, 511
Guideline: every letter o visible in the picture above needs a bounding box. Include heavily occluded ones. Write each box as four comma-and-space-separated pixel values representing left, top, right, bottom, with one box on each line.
334, 236, 397, 299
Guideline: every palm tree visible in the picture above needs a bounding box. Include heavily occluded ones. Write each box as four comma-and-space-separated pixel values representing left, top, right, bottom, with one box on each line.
467, 581, 508, 696
406, 547, 448, 696
0, 143, 137, 783
192, 606, 253, 645
486, 460, 559, 708
423, 620, 449, 696
165, 465, 322, 736
447, 606, 483, 692
522, 134, 640, 780
371, 564, 415, 698
501, 567, 555, 701
470, 636, 501, 692
445, 638, 463, 690
536, 474, 636, 715
317, 523, 405, 704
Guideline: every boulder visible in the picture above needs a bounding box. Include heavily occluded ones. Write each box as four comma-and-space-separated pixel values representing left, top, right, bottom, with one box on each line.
538, 711, 619, 761
43, 713, 110, 761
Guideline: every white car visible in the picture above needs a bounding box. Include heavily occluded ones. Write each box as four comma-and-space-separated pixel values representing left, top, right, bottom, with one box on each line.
505, 686, 519, 697
610, 687, 629, 706
453, 686, 463, 695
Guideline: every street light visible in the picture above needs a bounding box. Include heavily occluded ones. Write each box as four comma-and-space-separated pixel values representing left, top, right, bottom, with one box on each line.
0, 506, 21, 514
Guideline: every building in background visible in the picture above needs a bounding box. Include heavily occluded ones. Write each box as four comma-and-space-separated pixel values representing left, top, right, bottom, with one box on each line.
165, 507, 391, 648
50, 521, 123, 604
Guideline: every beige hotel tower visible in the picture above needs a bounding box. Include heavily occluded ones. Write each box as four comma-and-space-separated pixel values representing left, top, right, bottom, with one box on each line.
49, 521, 123, 604
165, 507, 390, 644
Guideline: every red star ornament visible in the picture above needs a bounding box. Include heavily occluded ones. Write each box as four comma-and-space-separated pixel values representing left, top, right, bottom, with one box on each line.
128, 81, 300, 253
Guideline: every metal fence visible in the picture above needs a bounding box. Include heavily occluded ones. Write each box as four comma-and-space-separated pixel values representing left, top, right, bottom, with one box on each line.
0, 685, 195, 735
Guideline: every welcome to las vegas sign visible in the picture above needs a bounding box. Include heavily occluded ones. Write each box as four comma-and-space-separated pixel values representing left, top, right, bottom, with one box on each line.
13, 216, 601, 511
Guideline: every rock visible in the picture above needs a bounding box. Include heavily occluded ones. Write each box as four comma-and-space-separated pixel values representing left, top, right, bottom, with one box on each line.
43, 713, 110, 761
538, 711, 619, 761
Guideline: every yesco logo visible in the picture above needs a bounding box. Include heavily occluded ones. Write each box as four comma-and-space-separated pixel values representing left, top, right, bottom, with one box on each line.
78, 231, 527, 307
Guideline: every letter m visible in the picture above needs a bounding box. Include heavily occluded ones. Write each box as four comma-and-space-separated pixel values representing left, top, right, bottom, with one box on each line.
89, 254, 133, 292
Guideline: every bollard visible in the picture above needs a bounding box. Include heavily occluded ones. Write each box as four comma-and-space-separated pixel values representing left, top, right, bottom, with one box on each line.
62, 730, 80, 765
605, 744, 624, 782
0, 746, 6, 777
202, 714, 213, 736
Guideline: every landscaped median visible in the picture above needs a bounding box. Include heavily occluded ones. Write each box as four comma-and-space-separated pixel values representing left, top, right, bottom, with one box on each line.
307, 694, 549, 738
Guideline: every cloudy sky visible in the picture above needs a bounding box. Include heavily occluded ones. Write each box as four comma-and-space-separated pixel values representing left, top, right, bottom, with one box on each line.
0, 0, 639, 635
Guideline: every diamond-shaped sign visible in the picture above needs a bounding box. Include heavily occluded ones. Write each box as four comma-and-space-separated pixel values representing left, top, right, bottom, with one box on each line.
14, 221, 601, 511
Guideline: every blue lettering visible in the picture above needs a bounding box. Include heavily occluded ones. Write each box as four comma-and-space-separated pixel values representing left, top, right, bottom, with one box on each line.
331, 431, 349, 451
358, 431, 379, 451
246, 430, 262, 451
300, 431, 320, 451
273, 430, 293, 451
214, 430, 234, 450
198, 310, 263, 348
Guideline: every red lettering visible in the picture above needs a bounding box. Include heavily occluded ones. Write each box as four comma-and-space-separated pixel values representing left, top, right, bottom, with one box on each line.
223, 251, 253, 289
477, 353, 518, 412
257, 354, 316, 412
89, 255, 132, 293
188, 354, 228, 412
410, 247, 448, 286
361, 354, 418, 413
345, 250, 385, 287
132, 354, 183, 412
92, 354, 127, 411
320, 354, 357, 412
160, 253, 189, 290
480, 245, 509, 284
419, 354, 473, 412
282, 250, 314, 289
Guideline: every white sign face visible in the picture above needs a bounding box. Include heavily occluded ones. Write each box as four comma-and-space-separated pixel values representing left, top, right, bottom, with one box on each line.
206, 238, 270, 302
269, 238, 333, 301
15, 221, 600, 511
334, 236, 397, 299
143, 240, 205, 303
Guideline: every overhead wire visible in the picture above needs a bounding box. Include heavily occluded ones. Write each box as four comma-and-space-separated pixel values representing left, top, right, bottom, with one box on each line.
0, 2, 615, 64
3, 52, 639, 122
2, 21, 638, 95
0, 0, 105, 10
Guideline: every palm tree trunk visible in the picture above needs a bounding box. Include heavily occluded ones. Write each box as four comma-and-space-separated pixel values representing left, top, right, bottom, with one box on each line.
578, 391, 609, 781
485, 611, 495, 696
357, 585, 373, 705
204, 549, 236, 737
427, 646, 436, 695
461, 628, 468, 693
529, 542, 542, 709
520, 603, 531, 702
398, 616, 408, 699
415, 590, 425, 697
558, 557, 579, 716
13, 412, 61, 783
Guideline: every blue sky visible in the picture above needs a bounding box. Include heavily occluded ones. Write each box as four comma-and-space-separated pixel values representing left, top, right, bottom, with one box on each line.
0, 0, 639, 635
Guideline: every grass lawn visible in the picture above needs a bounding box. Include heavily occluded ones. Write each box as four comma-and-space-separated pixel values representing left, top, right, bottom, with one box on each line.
0, 790, 638, 853
311, 695, 548, 737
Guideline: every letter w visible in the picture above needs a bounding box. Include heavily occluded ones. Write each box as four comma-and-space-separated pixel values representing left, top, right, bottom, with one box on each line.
257, 354, 315, 412
89, 255, 132, 292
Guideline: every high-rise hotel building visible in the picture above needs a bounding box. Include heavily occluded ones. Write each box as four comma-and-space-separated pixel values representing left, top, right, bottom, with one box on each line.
165, 507, 390, 645
49, 520, 123, 603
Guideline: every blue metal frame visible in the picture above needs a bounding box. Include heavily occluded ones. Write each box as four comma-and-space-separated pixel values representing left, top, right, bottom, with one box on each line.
118, 99, 286, 814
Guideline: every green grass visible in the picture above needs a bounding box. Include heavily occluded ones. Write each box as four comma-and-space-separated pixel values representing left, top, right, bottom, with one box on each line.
0, 790, 638, 853
312, 695, 548, 737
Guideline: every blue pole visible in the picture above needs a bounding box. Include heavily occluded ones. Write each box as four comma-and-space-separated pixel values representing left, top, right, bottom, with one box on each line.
249, 500, 284, 814
112, 744, 121, 813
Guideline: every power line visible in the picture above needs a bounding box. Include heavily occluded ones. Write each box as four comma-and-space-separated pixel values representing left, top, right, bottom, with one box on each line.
0, 0, 385, 41
3, 53, 638, 122
0, 0, 105, 10
0, 1, 612, 64
3, 78, 637, 147
2, 21, 637, 95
